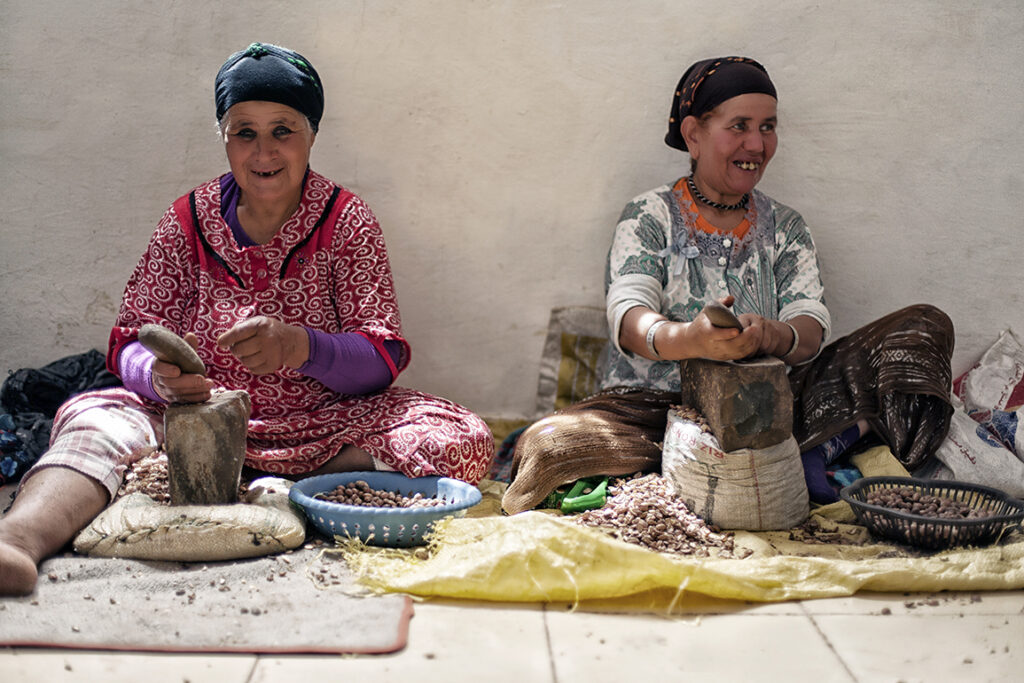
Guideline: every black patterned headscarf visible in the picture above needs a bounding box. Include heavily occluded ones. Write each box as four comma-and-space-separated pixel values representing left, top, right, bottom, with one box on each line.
665, 57, 776, 152
215, 42, 325, 132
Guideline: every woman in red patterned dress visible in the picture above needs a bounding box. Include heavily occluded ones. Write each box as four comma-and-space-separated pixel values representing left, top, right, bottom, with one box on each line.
0, 43, 494, 595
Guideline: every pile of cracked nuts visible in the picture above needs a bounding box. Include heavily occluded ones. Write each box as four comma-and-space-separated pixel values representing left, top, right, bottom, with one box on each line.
313, 479, 446, 509
672, 404, 713, 434
576, 472, 748, 558
116, 450, 249, 504
117, 451, 171, 503
864, 486, 996, 520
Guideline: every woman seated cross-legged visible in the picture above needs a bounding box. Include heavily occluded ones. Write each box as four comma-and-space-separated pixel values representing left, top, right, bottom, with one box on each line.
502, 56, 954, 515
0, 43, 494, 596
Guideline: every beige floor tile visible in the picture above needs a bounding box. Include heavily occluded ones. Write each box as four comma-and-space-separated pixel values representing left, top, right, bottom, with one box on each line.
250, 600, 553, 683
546, 610, 855, 682
0, 649, 255, 683
814, 614, 1024, 683
801, 590, 1024, 616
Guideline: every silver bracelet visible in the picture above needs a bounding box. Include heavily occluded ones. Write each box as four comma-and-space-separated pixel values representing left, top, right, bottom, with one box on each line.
646, 319, 670, 359
781, 322, 800, 360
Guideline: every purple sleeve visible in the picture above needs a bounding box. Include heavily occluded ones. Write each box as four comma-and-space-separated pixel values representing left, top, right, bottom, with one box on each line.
117, 341, 166, 403
298, 328, 402, 395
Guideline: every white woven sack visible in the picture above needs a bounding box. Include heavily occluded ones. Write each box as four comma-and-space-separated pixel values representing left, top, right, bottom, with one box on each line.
661, 407, 809, 530
954, 328, 1024, 462
928, 397, 1024, 498
957, 329, 1024, 416
923, 329, 1024, 496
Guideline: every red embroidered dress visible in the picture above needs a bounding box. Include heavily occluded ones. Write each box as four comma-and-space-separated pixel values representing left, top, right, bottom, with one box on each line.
103, 170, 493, 482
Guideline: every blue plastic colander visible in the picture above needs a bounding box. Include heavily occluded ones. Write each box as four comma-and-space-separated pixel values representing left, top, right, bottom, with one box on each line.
289, 471, 482, 547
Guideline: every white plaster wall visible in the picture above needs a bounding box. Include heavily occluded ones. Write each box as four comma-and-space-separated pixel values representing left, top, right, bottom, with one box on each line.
1, 1, 1021, 419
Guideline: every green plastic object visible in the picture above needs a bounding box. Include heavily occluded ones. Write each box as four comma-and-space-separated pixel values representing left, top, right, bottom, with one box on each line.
541, 476, 609, 514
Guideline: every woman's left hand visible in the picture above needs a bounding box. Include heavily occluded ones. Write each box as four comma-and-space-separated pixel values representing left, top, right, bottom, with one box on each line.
738, 314, 823, 364
217, 316, 310, 374
736, 314, 788, 357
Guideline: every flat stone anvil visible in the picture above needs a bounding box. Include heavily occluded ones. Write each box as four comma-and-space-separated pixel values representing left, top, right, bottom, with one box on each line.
678, 355, 793, 452
139, 324, 251, 505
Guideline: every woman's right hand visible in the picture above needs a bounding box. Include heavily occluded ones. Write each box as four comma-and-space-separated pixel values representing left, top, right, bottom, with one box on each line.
151, 332, 215, 403
681, 300, 763, 361
623, 296, 760, 362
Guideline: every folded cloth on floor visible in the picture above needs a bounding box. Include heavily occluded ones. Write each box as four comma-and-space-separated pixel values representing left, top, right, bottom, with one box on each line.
342, 447, 1024, 607
0, 482, 411, 654
0, 543, 411, 654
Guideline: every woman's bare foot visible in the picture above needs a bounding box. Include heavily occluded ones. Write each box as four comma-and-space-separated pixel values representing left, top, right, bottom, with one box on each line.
0, 537, 38, 596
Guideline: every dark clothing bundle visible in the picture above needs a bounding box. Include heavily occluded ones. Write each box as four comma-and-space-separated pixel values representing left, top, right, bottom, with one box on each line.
0, 350, 120, 485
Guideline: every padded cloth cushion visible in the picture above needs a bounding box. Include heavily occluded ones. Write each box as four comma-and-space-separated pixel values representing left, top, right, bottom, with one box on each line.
74, 477, 306, 561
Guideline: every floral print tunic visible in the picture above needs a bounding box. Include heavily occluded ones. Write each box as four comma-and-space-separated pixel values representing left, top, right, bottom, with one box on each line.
104, 170, 493, 483
602, 179, 832, 393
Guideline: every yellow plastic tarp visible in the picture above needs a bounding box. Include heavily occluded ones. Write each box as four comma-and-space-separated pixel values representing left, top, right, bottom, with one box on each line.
340, 447, 1024, 606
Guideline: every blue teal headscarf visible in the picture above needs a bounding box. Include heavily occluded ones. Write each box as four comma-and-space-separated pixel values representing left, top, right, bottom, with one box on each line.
215, 42, 324, 132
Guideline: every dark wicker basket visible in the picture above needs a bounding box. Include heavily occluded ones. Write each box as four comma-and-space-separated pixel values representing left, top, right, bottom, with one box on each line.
840, 477, 1024, 550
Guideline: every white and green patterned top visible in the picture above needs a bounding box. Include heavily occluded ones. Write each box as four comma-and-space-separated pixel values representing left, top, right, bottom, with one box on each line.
601, 179, 831, 392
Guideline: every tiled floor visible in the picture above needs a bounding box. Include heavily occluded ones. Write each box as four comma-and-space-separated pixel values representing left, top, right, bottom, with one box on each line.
2, 589, 1022, 682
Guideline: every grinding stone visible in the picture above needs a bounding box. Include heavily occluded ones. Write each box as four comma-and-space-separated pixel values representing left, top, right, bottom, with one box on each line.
702, 301, 744, 330
139, 324, 206, 376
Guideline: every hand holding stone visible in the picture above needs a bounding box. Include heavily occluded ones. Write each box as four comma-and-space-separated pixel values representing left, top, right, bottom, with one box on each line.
139, 324, 213, 404
701, 300, 744, 331
683, 297, 760, 361
139, 324, 207, 375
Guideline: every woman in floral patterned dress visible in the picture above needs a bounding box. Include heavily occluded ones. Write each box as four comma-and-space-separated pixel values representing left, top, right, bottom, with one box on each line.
0, 43, 493, 596
503, 57, 954, 515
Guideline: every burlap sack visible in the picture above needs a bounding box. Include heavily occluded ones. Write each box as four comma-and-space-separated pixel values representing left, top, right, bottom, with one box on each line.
661, 407, 809, 530
73, 477, 306, 561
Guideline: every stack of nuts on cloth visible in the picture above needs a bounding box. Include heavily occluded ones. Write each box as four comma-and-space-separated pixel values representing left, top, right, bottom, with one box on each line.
117, 451, 252, 503
576, 472, 746, 558
117, 451, 174, 503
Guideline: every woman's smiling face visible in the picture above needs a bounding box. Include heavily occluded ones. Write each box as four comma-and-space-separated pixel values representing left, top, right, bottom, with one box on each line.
683, 93, 778, 203
221, 100, 315, 206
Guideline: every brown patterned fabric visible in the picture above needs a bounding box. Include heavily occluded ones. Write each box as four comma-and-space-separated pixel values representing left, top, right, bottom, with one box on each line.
789, 303, 955, 469
502, 304, 955, 514
503, 389, 675, 515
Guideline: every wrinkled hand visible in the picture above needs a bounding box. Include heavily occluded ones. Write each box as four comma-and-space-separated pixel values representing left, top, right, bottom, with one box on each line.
152, 332, 215, 403
739, 313, 793, 358
686, 296, 761, 361
217, 316, 309, 375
